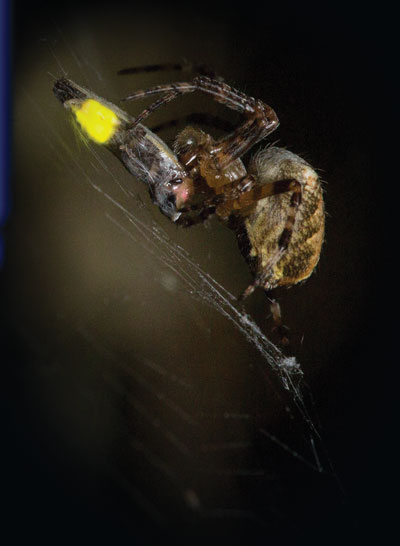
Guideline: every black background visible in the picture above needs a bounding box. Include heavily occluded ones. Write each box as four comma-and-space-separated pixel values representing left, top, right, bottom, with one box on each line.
3, 2, 397, 544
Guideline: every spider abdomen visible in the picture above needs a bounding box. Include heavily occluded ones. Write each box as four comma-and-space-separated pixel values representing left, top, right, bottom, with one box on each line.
241, 147, 325, 289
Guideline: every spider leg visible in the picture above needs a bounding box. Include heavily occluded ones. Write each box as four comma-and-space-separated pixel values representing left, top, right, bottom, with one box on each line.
122, 76, 279, 160
213, 113, 278, 169
213, 177, 300, 221
182, 77, 280, 168
125, 88, 185, 130
208, 174, 257, 220
121, 76, 250, 111
238, 178, 303, 298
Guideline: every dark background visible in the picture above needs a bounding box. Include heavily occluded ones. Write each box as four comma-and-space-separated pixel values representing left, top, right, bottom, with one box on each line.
2, 2, 397, 543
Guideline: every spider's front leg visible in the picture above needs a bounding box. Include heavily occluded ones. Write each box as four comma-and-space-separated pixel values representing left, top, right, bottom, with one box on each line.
211, 174, 301, 220
121, 76, 279, 167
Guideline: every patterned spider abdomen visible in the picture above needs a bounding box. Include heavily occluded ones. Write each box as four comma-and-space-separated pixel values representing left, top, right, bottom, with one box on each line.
239, 147, 325, 290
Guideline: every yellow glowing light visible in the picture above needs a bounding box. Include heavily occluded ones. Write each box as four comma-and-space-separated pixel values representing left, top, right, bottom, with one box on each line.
73, 99, 120, 144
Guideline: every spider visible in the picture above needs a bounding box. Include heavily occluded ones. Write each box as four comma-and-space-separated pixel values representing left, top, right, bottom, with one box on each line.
53, 69, 325, 344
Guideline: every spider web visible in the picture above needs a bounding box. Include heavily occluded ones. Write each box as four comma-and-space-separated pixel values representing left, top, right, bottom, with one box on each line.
8, 26, 346, 541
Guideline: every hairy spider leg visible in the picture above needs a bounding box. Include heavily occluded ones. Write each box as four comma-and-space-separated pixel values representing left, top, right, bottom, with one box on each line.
122, 76, 279, 168
214, 176, 300, 216
122, 76, 259, 113
239, 179, 303, 298
118, 61, 221, 79
123, 87, 184, 129
221, 176, 303, 298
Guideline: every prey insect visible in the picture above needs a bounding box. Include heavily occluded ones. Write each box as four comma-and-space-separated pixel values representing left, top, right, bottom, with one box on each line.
53, 70, 324, 345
